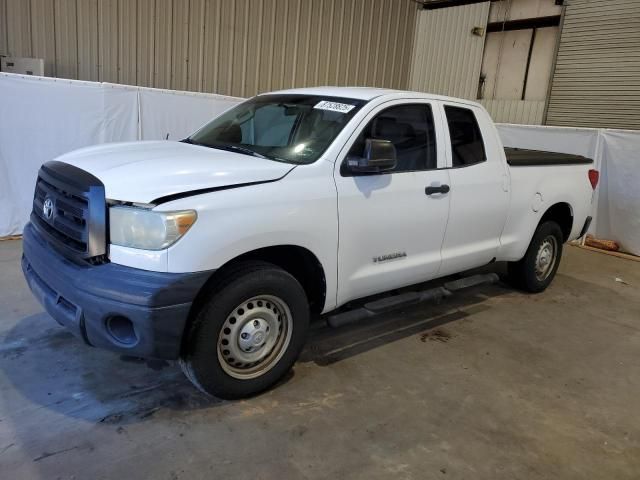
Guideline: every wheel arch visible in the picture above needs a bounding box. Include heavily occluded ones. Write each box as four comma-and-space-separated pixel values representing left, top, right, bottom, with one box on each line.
188, 244, 327, 321
538, 202, 573, 242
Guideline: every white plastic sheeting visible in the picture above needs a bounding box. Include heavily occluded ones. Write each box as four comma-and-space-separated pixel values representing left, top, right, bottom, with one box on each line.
1, 74, 639, 256
138, 88, 240, 141
0, 73, 241, 237
497, 124, 640, 256
598, 131, 640, 256
0, 76, 138, 237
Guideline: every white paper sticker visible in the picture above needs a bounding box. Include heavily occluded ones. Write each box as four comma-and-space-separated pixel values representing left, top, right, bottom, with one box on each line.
314, 100, 356, 113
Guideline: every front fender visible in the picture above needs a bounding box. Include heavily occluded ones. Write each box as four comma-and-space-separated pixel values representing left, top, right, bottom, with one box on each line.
160, 163, 339, 310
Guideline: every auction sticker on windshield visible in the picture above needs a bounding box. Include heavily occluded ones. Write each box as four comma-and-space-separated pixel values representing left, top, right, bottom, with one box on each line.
314, 101, 356, 113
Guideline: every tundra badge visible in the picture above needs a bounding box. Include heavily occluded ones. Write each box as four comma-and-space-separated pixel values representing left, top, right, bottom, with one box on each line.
373, 252, 407, 263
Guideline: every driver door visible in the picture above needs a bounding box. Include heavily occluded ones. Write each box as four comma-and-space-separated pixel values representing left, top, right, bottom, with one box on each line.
334, 100, 451, 306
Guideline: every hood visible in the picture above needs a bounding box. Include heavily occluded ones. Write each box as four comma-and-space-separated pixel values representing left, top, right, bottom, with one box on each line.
56, 141, 295, 204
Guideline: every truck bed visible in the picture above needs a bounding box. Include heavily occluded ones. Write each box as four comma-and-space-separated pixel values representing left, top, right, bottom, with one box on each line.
504, 147, 593, 167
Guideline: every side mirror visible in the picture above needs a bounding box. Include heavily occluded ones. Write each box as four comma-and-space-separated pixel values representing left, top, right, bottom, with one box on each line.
346, 139, 397, 174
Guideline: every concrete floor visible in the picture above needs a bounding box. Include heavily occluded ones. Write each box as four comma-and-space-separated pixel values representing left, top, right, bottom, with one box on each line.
1, 239, 639, 480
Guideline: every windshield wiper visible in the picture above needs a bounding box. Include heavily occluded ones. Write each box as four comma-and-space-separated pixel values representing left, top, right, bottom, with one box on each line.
211, 144, 269, 159
183, 139, 291, 163
181, 137, 204, 146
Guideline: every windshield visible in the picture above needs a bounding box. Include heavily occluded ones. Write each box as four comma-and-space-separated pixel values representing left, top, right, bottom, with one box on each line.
188, 94, 366, 164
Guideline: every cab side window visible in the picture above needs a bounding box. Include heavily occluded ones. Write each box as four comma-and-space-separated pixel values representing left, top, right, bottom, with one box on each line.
346, 104, 436, 173
444, 106, 486, 167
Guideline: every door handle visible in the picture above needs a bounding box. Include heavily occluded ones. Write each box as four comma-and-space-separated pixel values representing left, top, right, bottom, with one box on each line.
425, 184, 450, 195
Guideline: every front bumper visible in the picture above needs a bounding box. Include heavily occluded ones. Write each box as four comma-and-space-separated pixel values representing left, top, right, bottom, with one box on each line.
21, 222, 212, 359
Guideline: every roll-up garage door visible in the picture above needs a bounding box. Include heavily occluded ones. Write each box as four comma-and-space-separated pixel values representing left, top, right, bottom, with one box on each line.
546, 0, 640, 129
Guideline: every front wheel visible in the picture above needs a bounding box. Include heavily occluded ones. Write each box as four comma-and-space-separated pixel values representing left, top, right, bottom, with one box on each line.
180, 261, 310, 399
508, 221, 564, 293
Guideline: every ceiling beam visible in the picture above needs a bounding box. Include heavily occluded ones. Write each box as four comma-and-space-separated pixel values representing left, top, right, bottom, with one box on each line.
421, 0, 491, 10
486, 15, 561, 32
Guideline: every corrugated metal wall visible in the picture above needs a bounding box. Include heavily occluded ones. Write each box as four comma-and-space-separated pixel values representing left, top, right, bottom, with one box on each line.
0, 0, 418, 97
480, 99, 545, 124
408, 1, 557, 125
408, 2, 490, 99
546, 0, 640, 129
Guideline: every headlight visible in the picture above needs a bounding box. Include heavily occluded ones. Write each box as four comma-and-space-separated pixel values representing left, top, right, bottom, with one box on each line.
109, 206, 197, 250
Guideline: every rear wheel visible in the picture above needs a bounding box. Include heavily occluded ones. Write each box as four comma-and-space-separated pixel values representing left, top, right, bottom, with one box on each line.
508, 221, 564, 293
180, 261, 309, 399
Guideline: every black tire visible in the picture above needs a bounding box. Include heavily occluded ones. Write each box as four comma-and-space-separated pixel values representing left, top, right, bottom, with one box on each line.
507, 221, 564, 293
180, 261, 310, 399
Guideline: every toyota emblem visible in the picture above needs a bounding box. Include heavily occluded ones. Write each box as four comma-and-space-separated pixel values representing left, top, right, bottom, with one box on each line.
43, 198, 54, 219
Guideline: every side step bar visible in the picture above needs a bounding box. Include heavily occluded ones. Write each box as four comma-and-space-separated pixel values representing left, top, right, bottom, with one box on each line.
327, 273, 499, 328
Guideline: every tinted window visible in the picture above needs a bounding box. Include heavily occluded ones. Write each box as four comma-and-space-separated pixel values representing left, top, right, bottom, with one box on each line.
347, 104, 437, 173
245, 104, 297, 147
189, 95, 365, 164
444, 106, 486, 167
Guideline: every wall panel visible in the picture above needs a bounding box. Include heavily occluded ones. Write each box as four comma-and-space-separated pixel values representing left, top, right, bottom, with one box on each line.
186, 0, 206, 92
0, 0, 7, 56
98, 0, 119, 82
270, 0, 287, 92
118, 0, 137, 85
246, 0, 263, 94
330, 0, 344, 85
481, 98, 545, 124
525, 26, 558, 101
409, 2, 490, 99
310, 1, 324, 87
483, 29, 532, 100
153, 0, 172, 89
31, 0, 56, 76
136, 0, 155, 87
201, 0, 221, 94
170, 0, 189, 90
54, 0, 78, 79
6, 0, 32, 58
77, 0, 99, 81
257, 0, 276, 93
0, 0, 417, 96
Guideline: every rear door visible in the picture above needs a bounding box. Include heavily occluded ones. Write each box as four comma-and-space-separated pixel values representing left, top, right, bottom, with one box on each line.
438, 103, 509, 275
334, 100, 451, 306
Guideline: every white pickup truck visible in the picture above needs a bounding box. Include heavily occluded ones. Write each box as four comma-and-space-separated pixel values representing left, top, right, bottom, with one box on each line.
22, 87, 598, 398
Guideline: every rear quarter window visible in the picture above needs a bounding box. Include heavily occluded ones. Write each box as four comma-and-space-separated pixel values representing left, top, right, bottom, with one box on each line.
444, 106, 486, 167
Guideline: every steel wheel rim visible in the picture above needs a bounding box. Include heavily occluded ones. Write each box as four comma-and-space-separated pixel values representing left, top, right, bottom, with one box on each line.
217, 295, 293, 380
534, 235, 558, 282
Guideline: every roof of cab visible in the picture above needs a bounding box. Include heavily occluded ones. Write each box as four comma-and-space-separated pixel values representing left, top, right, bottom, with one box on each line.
265, 86, 400, 100
264, 86, 483, 108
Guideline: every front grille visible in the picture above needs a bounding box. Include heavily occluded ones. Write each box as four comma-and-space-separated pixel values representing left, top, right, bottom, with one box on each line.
33, 177, 89, 252
31, 161, 107, 261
